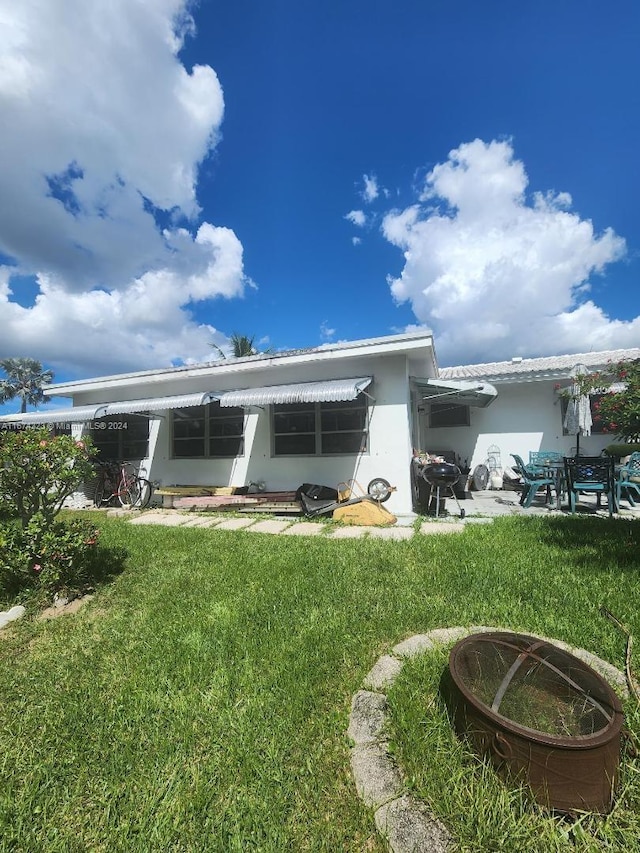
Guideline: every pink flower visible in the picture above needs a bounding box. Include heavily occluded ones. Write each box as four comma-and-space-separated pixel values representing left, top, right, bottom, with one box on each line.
39, 440, 47, 447
75, 440, 85, 449
33, 564, 42, 573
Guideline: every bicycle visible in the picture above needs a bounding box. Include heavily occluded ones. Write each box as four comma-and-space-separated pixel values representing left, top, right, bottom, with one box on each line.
93, 459, 152, 508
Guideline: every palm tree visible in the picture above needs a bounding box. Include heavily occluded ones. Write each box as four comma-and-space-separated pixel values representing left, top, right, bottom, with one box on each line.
230, 333, 257, 357
211, 333, 262, 360
0, 358, 55, 413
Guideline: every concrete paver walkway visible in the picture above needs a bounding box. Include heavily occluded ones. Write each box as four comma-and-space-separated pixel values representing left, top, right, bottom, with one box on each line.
121, 486, 640, 538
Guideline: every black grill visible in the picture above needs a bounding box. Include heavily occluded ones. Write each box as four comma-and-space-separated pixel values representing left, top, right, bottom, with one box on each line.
416, 461, 466, 519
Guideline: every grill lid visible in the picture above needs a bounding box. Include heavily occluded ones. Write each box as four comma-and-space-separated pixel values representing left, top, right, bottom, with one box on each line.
423, 462, 461, 485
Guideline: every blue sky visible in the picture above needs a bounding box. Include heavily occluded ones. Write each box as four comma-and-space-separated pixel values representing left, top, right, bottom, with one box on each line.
1, 0, 639, 412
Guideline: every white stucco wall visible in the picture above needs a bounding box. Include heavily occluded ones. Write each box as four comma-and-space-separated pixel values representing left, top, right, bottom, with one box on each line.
423, 379, 614, 474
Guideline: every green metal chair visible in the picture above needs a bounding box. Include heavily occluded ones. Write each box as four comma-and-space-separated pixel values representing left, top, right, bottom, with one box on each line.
511, 454, 556, 508
616, 451, 640, 508
564, 456, 616, 517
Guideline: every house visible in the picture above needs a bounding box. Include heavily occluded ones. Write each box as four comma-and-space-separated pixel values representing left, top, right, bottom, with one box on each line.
0, 332, 444, 515
1, 333, 637, 515
429, 348, 640, 477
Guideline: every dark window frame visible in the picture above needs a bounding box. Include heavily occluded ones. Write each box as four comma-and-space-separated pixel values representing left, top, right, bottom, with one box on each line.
88, 414, 150, 461
428, 402, 470, 428
171, 402, 246, 459
272, 397, 369, 457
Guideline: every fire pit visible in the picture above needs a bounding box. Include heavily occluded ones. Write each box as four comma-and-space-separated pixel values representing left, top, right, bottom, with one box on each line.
446, 631, 624, 813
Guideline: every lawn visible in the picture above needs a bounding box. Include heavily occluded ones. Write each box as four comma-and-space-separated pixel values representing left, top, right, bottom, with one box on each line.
1, 514, 639, 852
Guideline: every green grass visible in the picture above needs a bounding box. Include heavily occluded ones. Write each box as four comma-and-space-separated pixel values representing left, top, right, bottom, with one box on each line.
1, 514, 640, 851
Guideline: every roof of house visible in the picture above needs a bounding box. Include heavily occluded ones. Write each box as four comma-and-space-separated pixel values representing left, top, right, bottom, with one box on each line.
46, 330, 436, 396
439, 348, 640, 383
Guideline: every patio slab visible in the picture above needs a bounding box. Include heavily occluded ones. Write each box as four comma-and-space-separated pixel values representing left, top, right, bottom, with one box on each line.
367, 527, 414, 540
419, 521, 465, 535
180, 516, 221, 527
129, 513, 189, 526
282, 522, 327, 536
245, 519, 293, 534
214, 518, 256, 530
329, 526, 370, 539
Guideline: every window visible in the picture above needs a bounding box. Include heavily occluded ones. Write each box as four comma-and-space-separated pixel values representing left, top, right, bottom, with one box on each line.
172, 402, 245, 458
560, 395, 606, 435
428, 403, 470, 428
89, 414, 149, 461
273, 397, 368, 456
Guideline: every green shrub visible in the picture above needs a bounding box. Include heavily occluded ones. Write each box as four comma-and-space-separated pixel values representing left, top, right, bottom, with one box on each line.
0, 428, 94, 527
0, 515, 101, 602
0, 429, 100, 604
604, 443, 640, 460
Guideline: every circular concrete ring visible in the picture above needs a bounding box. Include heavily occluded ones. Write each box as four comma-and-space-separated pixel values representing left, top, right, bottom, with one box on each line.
348, 626, 628, 853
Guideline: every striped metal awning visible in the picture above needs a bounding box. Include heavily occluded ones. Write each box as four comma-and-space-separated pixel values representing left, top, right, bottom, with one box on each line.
0, 405, 103, 425
414, 377, 498, 408
100, 392, 218, 415
0, 392, 218, 425
218, 377, 373, 407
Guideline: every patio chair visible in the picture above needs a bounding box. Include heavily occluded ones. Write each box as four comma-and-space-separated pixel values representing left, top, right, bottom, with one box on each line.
510, 454, 556, 508
564, 456, 616, 517
616, 451, 640, 508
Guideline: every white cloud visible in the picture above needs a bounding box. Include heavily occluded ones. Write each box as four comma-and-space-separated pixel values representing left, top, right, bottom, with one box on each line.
352, 236, 362, 246
362, 174, 380, 203
320, 321, 335, 341
382, 138, 633, 364
0, 223, 245, 374
0, 0, 248, 375
345, 210, 366, 227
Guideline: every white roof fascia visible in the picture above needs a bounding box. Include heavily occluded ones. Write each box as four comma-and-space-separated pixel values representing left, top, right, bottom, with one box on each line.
45, 331, 435, 398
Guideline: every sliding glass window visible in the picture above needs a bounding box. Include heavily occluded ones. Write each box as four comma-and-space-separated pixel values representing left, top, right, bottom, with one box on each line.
172, 403, 245, 458
273, 397, 368, 456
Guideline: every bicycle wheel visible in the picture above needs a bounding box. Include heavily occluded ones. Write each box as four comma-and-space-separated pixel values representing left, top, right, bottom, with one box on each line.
94, 478, 107, 507
119, 476, 142, 507
137, 478, 152, 508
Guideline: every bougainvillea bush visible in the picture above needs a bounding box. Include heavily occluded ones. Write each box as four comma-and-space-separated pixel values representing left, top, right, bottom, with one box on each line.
565, 358, 640, 441
0, 428, 101, 603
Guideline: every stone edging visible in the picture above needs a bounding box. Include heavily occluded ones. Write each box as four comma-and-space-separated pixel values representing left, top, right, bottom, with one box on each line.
347, 626, 628, 853
0, 605, 26, 630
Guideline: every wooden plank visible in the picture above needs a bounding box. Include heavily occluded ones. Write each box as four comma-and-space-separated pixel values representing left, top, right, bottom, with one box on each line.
155, 485, 244, 497
238, 502, 302, 515
172, 495, 260, 509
